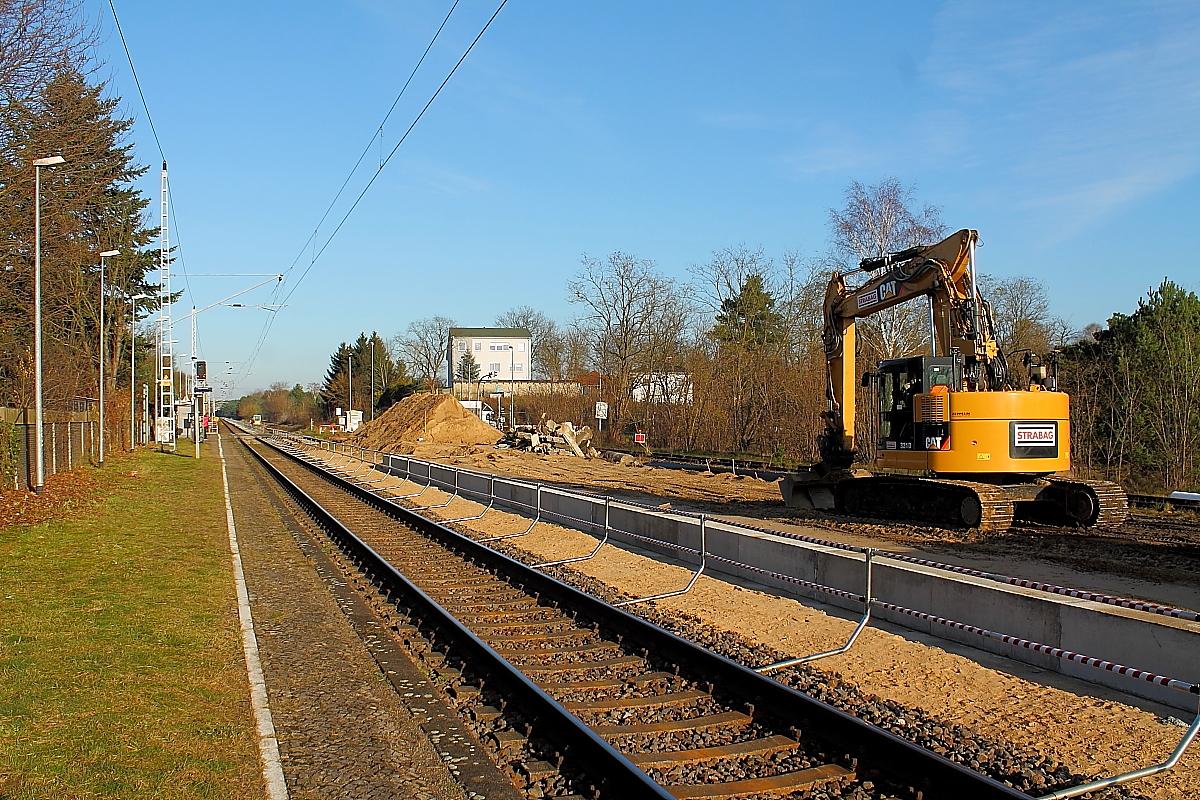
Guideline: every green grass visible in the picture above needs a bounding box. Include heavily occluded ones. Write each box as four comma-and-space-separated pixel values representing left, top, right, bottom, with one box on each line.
0, 440, 260, 799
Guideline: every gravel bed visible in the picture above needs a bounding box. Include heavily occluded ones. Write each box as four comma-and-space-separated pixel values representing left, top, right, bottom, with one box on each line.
509, 546, 1150, 800
499, 644, 623, 666
646, 747, 843, 787
546, 674, 686, 704
607, 719, 779, 753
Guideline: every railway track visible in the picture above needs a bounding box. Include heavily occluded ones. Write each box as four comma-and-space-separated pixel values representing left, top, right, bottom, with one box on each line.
235, 428, 1056, 800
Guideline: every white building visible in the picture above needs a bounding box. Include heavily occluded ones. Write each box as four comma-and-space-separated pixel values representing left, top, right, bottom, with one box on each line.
447, 327, 533, 388
631, 372, 693, 404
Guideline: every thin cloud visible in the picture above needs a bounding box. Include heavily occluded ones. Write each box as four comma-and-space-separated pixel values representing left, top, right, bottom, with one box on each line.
923, 0, 1200, 236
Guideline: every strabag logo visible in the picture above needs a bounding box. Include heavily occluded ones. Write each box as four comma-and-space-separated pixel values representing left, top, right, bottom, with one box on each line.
857, 288, 879, 309
1014, 423, 1056, 447
1010, 420, 1059, 459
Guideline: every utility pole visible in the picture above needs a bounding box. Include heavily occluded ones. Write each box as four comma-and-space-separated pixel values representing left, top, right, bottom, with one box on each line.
370, 337, 375, 422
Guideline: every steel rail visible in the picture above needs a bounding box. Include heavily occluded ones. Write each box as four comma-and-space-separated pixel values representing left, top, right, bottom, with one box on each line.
1127, 493, 1200, 510
253, 434, 1030, 800
241, 437, 675, 800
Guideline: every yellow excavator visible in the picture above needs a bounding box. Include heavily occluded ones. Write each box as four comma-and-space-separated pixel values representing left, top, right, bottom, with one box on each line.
781, 229, 1128, 531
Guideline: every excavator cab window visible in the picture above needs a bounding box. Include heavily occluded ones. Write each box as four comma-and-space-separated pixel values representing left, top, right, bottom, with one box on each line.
877, 357, 923, 451
876, 355, 962, 452
878, 371, 894, 438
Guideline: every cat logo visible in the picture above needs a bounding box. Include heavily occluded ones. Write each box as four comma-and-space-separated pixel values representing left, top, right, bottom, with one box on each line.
880, 280, 899, 301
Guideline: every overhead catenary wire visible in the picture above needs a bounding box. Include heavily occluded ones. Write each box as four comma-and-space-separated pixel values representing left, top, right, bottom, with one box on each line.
280, 0, 464, 283
231, 0, 509, 391
282, 0, 509, 304
235, 0, 467, 388
107, 0, 164, 159
108, 1, 199, 345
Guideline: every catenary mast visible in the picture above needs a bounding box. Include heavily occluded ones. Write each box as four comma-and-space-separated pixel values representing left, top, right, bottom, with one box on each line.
157, 162, 175, 450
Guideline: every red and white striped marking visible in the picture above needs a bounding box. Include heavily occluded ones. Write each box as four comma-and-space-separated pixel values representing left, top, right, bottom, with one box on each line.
875, 600, 1198, 694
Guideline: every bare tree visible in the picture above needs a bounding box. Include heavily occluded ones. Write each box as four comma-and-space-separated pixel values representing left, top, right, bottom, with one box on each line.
568, 252, 691, 427
394, 315, 455, 392
827, 178, 946, 360
981, 274, 1052, 356
495, 305, 558, 379
542, 320, 594, 381
0, 0, 98, 103
690, 244, 772, 319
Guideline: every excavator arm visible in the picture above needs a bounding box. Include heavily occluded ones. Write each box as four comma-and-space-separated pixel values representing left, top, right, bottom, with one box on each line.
820, 229, 1004, 466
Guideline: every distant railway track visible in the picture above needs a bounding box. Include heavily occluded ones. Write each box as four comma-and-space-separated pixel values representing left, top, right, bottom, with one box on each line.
233, 427, 1057, 800
1127, 493, 1200, 511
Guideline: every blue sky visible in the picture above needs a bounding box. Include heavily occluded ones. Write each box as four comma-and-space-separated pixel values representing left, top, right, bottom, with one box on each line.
94, 0, 1200, 395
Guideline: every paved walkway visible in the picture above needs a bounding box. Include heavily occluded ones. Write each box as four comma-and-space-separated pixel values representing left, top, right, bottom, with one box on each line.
222, 433, 469, 800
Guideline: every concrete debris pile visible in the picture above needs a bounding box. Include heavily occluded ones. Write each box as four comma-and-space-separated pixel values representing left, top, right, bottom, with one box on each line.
495, 417, 600, 458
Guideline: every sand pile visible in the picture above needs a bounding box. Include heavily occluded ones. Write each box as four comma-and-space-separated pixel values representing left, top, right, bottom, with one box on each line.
351, 394, 502, 450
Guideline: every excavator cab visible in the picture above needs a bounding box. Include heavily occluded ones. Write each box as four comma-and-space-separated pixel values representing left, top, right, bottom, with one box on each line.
872, 355, 961, 460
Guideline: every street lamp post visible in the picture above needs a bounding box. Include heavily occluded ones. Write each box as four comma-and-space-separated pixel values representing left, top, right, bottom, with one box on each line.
128, 293, 150, 449
32, 155, 65, 494
97, 249, 120, 465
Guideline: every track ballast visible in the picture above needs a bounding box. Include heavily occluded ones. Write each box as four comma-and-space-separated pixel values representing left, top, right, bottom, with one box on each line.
238, 429, 1043, 800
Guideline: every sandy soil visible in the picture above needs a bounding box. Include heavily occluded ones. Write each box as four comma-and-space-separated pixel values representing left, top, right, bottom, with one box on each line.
348, 394, 502, 450
399, 445, 1200, 608
300, 444, 1200, 799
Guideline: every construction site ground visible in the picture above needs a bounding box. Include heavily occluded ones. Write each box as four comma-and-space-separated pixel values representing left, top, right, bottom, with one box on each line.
302, 441, 1200, 800
421, 444, 1200, 610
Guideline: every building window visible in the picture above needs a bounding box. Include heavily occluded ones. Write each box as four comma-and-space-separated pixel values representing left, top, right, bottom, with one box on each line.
489, 362, 501, 374
489, 342, 510, 351
474, 341, 481, 351
517, 342, 526, 352
457, 341, 466, 351
513, 363, 523, 373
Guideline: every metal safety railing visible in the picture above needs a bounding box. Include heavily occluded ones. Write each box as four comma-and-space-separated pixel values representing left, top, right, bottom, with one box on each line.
267, 427, 1200, 693
261, 427, 1200, 798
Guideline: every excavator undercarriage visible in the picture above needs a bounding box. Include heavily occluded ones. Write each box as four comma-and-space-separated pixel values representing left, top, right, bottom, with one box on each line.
784, 471, 1129, 532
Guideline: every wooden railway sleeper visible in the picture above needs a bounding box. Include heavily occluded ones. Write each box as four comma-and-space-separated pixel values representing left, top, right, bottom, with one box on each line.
247, 434, 1035, 800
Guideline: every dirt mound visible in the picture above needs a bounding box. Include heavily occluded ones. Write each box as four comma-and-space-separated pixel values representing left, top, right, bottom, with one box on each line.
351, 394, 501, 450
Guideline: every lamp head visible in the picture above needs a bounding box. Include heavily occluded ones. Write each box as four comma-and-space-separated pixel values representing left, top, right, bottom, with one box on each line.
33, 156, 66, 167
99, 249, 120, 258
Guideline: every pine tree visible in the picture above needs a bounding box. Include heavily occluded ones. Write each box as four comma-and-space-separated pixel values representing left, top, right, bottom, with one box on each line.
0, 69, 157, 406
320, 332, 416, 419
455, 352, 481, 383
711, 274, 785, 351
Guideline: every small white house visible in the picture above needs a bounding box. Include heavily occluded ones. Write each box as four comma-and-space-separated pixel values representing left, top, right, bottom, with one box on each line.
632, 372, 693, 404
447, 327, 532, 387
335, 407, 363, 432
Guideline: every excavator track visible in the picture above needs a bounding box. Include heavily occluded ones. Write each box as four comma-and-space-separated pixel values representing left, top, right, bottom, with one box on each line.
940, 480, 1016, 532
1044, 477, 1129, 528
834, 476, 1015, 531
823, 474, 1126, 532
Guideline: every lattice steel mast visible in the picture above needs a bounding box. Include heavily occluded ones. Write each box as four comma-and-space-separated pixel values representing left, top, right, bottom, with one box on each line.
156, 161, 175, 450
